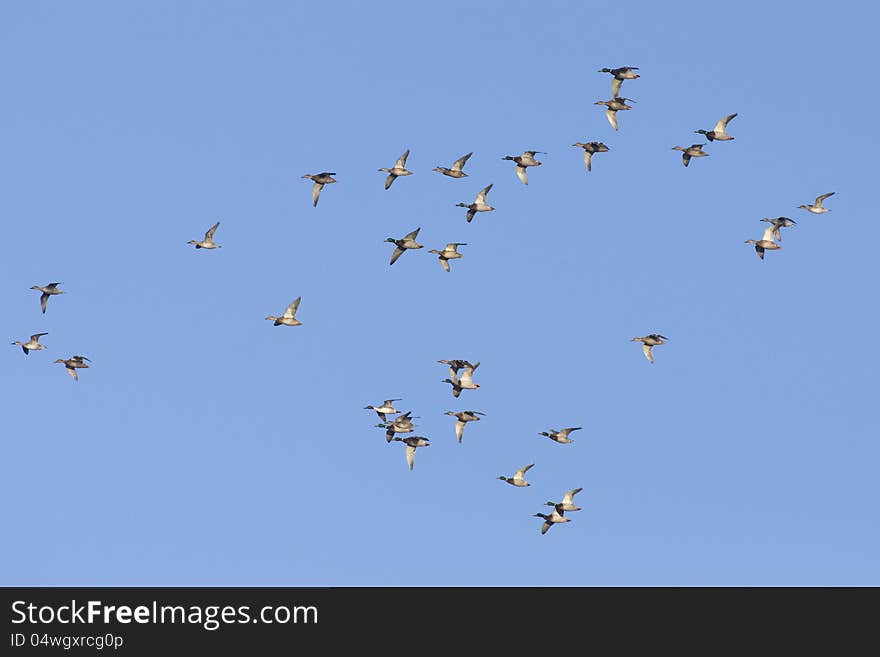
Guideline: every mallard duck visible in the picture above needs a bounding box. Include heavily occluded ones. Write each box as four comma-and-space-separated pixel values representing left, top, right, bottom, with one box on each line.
594, 98, 633, 131
187, 222, 221, 249
364, 399, 402, 422
301, 172, 337, 207
502, 151, 544, 185
456, 184, 494, 223
672, 144, 709, 167
572, 142, 609, 172
442, 362, 480, 397
428, 243, 466, 272
444, 410, 486, 443
744, 225, 781, 260
798, 192, 834, 214
538, 427, 581, 444
598, 66, 640, 97
433, 152, 472, 178
534, 503, 569, 535
378, 149, 413, 190
498, 463, 534, 487
392, 435, 430, 470
695, 113, 737, 141
30, 282, 64, 314
386, 227, 423, 265
265, 296, 303, 326
631, 334, 669, 363
546, 488, 583, 512
12, 332, 48, 354
54, 355, 91, 381
760, 217, 796, 241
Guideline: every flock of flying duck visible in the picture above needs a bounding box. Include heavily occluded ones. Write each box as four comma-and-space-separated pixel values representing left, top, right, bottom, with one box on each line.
13, 65, 836, 533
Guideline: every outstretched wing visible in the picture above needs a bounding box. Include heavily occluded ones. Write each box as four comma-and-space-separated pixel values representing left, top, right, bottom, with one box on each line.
311, 182, 323, 207
583, 151, 593, 171
605, 108, 619, 131
439, 257, 450, 272
815, 192, 835, 206
384, 173, 397, 190
284, 296, 302, 318
395, 149, 410, 168
389, 247, 406, 266
205, 222, 220, 240
403, 227, 421, 241
611, 77, 622, 98
715, 113, 737, 133
451, 151, 472, 171
405, 445, 416, 470
642, 344, 654, 363
515, 165, 528, 185
30, 333, 49, 341
476, 184, 492, 203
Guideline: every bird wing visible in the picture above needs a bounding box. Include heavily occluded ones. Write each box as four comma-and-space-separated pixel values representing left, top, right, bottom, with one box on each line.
403, 227, 421, 241
395, 149, 410, 168
405, 445, 416, 470
515, 165, 528, 185
40, 293, 49, 314
815, 192, 835, 206
454, 420, 464, 443
66, 366, 78, 381
439, 257, 450, 272
46, 282, 61, 289
611, 77, 622, 98
583, 150, 593, 171
205, 222, 220, 240
384, 173, 397, 190
311, 182, 323, 207
564, 488, 583, 504
755, 244, 765, 260
466, 209, 476, 223
30, 333, 49, 341
284, 296, 302, 318
682, 152, 691, 167
475, 184, 492, 203
605, 108, 619, 131
389, 246, 406, 266
515, 463, 535, 480
642, 344, 654, 363
761, 225, 776, 243
715, 113, 737, 133
451, 151, 472, 171
541, 521, 551, 535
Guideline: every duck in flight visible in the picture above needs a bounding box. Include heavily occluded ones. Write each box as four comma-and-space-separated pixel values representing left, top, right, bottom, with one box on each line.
428, 243, 467, 272
442, 362, 480, 397
378, 149, 413, 190
672, 144, 709, 167
392, 435, 430, 470
30, 282, 64, 314
444, 410, 486, 443
572, 141, 609, 172
265, 296, 303, 326
187, 222, 221, 249
364, 399, 402, 423
539, 427, 581, 444
55, 355, 91, 381
12, 332, 48, 354
456, 184, 495, 223
502, 151, 544, 185
631, 334, 669, 363
545, 488, 583, 512
598, 66, 640, 97
386, 227, 424, 265
534, 503, 570, 535
498, 463, 534, 487
695, 113, 737, 141
433, 152, 472, 178
798, 192, 834, 214
594, 97, 634, 131
301, 172, 337, 207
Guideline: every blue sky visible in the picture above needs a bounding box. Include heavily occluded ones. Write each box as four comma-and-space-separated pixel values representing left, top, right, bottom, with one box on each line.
2, 1, 877, 585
